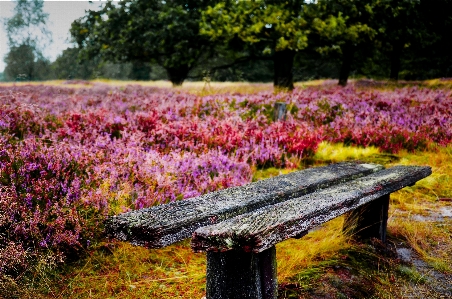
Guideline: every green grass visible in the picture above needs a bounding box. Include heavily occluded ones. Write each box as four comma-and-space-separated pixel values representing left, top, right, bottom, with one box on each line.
398, 266, 427, 284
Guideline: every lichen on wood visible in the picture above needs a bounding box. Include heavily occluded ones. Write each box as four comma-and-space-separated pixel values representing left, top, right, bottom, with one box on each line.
105, 162, 384, 248
191, 166, 432, 253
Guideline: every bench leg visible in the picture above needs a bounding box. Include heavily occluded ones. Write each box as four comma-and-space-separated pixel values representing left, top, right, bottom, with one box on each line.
206, 245, 277, 299
343, 194, 390, 243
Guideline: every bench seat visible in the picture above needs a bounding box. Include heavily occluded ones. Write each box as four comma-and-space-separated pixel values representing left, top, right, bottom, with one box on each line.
191, 165, 431, 253
106, 162, 383, 247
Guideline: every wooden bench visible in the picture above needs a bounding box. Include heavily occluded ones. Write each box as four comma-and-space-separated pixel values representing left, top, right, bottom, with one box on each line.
105, 162, 431, 299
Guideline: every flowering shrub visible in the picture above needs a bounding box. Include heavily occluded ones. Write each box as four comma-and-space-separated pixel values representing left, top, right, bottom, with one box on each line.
0, 132, 251, 275
0, 83, 451, 276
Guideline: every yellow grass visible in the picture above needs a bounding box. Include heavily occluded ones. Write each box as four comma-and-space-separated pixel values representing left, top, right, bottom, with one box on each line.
0, 79, 332, 96
39, 222, 351, 299
385, 145, 452, 272
21, 142, 448, 298
276, 217, 351, 282
46, 241, 206, 299
313, 141, 381, 163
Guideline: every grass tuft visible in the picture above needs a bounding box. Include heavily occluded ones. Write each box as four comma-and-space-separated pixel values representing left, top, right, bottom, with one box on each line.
45, 240, 207, 299
398, 266, 427, 284
313, 141, 380, 163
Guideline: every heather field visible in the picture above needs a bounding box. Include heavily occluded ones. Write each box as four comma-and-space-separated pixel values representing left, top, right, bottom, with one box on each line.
1, 81, 452, 298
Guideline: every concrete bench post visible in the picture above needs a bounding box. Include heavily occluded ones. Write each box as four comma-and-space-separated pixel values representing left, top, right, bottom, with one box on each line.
343, 194, 390, 243
206, 246, 277, 299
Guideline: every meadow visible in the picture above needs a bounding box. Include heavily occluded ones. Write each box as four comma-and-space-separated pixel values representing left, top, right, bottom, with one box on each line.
0, 80, 451, 298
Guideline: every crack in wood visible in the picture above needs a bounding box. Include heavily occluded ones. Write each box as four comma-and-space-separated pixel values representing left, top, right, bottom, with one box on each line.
105, 162, 384, 248
191, 166, 432, 253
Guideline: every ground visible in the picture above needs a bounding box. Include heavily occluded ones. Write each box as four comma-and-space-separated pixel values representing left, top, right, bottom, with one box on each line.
0, 79, 451, 299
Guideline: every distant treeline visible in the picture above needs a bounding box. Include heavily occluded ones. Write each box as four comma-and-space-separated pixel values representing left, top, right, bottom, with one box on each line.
2, 0, 451, 88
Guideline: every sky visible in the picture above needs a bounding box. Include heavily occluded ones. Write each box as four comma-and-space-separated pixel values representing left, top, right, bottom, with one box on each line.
0, 0, 107, 72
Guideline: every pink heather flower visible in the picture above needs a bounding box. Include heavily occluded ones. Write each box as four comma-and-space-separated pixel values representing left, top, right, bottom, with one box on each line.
0, 82, 451, 276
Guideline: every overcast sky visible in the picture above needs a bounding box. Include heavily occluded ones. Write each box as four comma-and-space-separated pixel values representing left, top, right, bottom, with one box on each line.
0, 1, 107, 72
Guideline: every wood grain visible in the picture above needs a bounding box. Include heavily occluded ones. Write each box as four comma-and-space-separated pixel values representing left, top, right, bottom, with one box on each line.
191, 166, 431, 253
105, 162, 383, 248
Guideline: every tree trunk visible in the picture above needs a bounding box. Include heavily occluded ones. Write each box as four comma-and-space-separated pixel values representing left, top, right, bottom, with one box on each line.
338, 43, 355, 87
273, 49, 295, 91
166, 65, 190, 87
389, 40, 402, 81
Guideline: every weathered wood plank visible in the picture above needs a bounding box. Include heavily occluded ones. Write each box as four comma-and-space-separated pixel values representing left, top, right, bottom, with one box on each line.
105, 162, 383, 248
206, 246, 277, 299
273, 102, 287, 121
343, 194, 390, 242
191, 166, 431, 253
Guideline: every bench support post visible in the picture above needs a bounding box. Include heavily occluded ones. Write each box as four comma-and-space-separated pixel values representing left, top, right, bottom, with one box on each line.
343, 194, 390, 243
273, 102, 287, 121
206, 246, 277, 299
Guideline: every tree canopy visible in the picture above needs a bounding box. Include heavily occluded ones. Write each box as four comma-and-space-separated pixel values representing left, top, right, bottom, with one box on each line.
200, 0, 311, 90
2, 0, 450, 85
3, 0, 52, 81
4, 0, 51, 49
71, 0, 216, 86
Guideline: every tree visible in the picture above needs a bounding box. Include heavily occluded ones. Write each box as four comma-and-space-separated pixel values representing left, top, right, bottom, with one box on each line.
71, 0, 215, 86
372, 0, 423, 81
312, 0, 379, 86
3, 44, 52, 81
128, 61, 152, 81
3, 44, 35, 81
52, 46, 154, 81
3, 0, 52, 81
306, 0, 451, 82
4, 0, 51, 49
200, 0, 310, 90
51, 47, 98, 80
399, 0, 452, 79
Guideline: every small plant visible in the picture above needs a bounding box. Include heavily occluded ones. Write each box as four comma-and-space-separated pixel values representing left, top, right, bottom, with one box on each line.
398, 265, 427, 283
